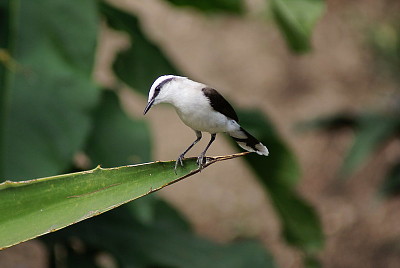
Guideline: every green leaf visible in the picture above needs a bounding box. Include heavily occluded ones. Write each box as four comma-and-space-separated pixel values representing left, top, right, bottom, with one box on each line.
0, 160, 195, 249
235, 109, 324, 255
85, 90, 151, 167
83, 89, 159, 225
340, 114, 400, 177
129, 195, 192, 230
130, 229, 276, 268
265, 178, 324, 253
164, 0, 244, 14
0, 1, 10, 173
0, 153, 246, 249
0, 0, 99, 180
43, 205, 277, 268
270, 0, 325, 53
380, 162, 400, 198
100, 2, 181, 95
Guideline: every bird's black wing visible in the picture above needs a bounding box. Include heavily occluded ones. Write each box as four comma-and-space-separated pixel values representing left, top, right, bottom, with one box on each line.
202, 87, 239, 122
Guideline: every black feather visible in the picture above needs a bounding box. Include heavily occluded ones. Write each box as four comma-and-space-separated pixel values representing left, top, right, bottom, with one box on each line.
201, 87, 238, 122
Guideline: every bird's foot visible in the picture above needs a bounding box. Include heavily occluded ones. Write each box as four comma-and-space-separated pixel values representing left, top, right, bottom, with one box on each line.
174, 154, 185, 174
196, 154, 207, 170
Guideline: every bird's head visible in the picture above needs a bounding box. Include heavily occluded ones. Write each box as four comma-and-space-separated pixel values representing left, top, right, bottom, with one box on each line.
143, 75, 185, 115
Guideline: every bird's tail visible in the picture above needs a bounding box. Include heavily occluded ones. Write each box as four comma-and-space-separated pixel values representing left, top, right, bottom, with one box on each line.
228, 127, 269, 156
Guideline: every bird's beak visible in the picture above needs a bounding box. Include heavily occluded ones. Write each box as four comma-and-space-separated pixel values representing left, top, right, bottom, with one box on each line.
143, 98, 155, 115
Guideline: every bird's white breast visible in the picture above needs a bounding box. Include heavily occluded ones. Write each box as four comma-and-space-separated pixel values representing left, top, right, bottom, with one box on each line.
169, 83, 239, 133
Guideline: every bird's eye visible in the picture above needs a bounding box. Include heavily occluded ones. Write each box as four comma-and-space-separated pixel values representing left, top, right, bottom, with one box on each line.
155, 86, 161, 92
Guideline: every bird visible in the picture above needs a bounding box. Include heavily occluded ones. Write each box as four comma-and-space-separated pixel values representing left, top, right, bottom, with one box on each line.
143, 75, 269, 172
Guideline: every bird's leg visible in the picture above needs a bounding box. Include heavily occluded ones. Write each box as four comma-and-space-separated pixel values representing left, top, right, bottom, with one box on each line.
175, 131, 202, 172
197, 133, 216, 169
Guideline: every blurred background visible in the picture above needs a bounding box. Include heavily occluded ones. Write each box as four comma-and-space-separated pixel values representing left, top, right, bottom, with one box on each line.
1, 0, 400, 267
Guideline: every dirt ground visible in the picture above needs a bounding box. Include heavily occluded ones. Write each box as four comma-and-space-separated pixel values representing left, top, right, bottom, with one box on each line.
1, 0, 400, 267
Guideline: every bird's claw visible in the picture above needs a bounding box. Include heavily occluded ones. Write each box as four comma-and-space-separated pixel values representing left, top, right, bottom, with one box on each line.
174, 154, 208, 174
196, 154, 207, 170
174, 154, 185, 174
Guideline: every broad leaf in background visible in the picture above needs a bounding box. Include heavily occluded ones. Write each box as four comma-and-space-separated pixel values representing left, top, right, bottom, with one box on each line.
42, 204, 277, 268
380, 162, 400, 198
0, 0, 8, 47
100, 2, 181, 96
0, 1, 9, 80
0, 0, 99, 181
234, 109, 324, 257
113, 194, 193, 232
270, 0, 325, 53
164, 0, 244, 14
85, 90, 151, 167
0, 1, 9, 172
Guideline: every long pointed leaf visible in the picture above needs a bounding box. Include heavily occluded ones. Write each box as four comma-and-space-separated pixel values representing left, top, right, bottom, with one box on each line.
0, 153, 248, 249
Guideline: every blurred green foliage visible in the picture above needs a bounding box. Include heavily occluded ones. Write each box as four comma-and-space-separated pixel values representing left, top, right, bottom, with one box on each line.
270, 0, 325, 52
0, 0, 99, 180
42, 198, 276, 268
100, 2, 181, 95
165, 0, 244, 14
301, 112, 400, 198
85, 91, 152, 167
0, 0, 325, 267
236, 110, 324, 256
302, 113, 400, 179
300, 18, 400, 200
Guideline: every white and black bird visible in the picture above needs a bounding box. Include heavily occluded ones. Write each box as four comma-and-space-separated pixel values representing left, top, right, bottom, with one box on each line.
144, 75, 269, 171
